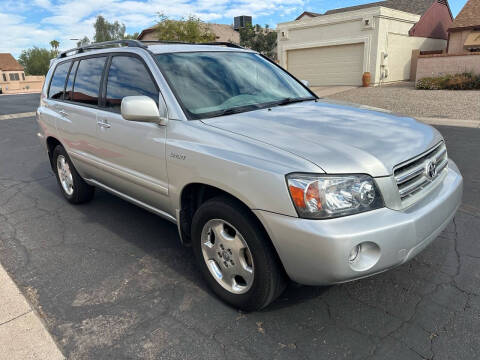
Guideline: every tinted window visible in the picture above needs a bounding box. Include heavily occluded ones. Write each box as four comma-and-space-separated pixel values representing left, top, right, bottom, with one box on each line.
105, 56, 158, 112
64, 61, 79, 101
72, 57, 106, 105
48, 62, 70, 99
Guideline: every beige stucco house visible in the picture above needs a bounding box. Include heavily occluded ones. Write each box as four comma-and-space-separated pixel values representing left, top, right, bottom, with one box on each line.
0, 53, 44, 94
277, 0, 453, 86
138, 23, 240, 44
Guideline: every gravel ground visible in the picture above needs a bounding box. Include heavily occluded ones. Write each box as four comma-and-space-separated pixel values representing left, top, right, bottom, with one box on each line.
327, 82, 480, 120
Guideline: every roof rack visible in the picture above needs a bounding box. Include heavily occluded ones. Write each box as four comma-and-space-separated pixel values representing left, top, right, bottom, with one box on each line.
57, 40, 147, 58
139, 40, 245, 49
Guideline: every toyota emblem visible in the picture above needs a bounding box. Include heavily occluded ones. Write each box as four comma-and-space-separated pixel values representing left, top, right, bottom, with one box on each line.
426, 160, 437, 180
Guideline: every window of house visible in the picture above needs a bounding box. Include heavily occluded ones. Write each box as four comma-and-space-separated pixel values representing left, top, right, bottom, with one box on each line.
48, 61, 70, 99
2, 74, 6, 82
72, 57, 107, 106
64, 61, 79, 101
105, 56, 159, 112
22, 73, 25, 81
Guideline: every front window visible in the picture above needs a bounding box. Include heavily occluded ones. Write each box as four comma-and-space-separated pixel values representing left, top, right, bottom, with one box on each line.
155, 51, 314, 119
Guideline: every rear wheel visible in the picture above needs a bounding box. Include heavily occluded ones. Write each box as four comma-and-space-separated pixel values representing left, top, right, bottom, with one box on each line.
192, 196, 286, 311
52, 145, 95, 204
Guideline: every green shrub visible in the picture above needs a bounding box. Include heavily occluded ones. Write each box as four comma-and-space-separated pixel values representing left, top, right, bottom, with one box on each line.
416, 72, 480, 90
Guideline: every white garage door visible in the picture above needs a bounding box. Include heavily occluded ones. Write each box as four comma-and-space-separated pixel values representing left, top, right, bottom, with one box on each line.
287, 43, 365, 86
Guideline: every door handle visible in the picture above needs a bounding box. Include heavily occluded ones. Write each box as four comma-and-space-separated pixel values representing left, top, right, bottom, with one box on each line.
97, 120, 111, 129
59, 109, 68, 117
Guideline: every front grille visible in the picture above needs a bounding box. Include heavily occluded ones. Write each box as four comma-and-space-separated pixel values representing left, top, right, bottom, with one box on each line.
394, 142, 448, 202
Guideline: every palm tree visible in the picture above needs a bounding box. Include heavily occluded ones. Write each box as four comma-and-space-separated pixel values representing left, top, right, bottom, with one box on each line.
49, 40, 60, 51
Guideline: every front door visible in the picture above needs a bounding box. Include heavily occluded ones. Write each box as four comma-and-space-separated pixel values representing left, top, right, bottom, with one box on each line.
94, 55, 169, 211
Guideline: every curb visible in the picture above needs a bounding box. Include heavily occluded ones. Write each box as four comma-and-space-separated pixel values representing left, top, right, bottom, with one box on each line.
0, 264, 64, 359
417, 117, 480, 129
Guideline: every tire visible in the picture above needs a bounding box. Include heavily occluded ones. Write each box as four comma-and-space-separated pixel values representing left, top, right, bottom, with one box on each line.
192, 196, 287, 311
52, 145, 95, 204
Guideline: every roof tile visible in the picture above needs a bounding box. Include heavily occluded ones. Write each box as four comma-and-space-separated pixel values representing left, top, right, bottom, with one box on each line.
0, 53, 24, 71
299, 0, 447, 17
450, 0, 480, 30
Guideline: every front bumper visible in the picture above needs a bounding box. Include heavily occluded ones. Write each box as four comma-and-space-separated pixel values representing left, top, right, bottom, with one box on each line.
254, 161, 463, 286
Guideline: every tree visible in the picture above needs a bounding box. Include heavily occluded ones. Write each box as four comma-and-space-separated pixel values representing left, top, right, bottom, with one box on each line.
76, 15, 140, 46
240, 24, 277, 60
153, 14, 216, 43
93, 15, 127, 42
49, 40, 60, 57
18, 47, 56, 75
76, 36, 91, 47
123, 32, 140, 40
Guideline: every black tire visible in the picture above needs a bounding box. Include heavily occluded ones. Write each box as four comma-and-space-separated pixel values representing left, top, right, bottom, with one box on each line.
192, 196, 287, 311
52, 145, 95, 204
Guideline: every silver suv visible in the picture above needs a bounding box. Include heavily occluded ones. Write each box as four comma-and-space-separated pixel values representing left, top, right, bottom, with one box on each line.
37, 40, 463, 310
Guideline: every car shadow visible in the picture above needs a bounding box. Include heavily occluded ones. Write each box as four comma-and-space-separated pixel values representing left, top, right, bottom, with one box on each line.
33, 163, 330, 310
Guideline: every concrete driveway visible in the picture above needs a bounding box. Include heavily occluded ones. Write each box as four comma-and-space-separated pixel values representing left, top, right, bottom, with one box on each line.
1, 94, 479, 359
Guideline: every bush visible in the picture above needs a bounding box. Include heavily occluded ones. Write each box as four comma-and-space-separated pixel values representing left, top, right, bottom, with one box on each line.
416, 72, 480, 90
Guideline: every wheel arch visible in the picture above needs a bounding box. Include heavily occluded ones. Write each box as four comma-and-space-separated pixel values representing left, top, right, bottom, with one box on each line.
46, 136, 63, 170
178, 182, 288, 276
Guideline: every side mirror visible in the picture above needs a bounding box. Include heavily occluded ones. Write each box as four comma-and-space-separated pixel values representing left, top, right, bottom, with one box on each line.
301, 80, 310, 87
121, 96, 168, 125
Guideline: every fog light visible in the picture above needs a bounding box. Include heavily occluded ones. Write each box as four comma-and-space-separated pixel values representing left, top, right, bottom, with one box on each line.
349, 244, 361, 262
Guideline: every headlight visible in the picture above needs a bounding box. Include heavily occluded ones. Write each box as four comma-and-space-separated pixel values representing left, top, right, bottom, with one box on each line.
286, 174, 384, 219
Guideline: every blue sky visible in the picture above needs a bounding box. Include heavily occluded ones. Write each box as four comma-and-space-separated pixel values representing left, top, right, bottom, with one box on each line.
0, 0, 469, 58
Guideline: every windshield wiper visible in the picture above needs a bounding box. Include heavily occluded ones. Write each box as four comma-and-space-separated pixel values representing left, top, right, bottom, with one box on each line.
276, 97, 316, 106
210, 105, 258, 118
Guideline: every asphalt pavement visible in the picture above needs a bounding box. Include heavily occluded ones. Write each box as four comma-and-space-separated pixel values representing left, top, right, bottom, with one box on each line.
0, 93, 40, 115
0, 94, 479, 359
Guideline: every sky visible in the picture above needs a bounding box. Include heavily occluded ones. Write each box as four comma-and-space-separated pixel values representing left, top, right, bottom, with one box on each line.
0, 0, 469, 58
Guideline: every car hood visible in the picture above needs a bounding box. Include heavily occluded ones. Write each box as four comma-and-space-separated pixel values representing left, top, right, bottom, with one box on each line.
201, 100, 443, 177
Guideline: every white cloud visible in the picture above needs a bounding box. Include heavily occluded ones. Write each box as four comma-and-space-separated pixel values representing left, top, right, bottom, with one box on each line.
0, 0, 306, 57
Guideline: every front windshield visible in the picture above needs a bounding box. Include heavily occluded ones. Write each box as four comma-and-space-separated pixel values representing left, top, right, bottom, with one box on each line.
155, 51, 315, 119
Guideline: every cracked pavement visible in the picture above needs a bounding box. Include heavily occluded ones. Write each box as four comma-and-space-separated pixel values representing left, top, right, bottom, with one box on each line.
0, 94, 479, 359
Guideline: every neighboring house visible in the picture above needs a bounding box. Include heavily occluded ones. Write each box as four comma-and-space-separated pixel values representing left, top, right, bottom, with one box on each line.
0, 53, 26, 85
0, 53, 44, 94
137, 23, 240, 44
277, 0, 453, 86
416, 0, 480, 81
448, 0, 480, 54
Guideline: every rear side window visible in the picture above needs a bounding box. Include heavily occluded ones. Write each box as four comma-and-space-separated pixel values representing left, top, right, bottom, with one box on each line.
72, 57, 107, 106
48, 62, 70, 99
105, 56, 158, 113
64, 61, 79, 101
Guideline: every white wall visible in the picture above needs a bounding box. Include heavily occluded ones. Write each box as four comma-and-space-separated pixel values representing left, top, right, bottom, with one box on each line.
376, 12, 447, 83
386, 34, 446, 81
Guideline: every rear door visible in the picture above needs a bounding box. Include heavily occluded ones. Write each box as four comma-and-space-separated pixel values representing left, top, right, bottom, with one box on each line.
57, 56, 108, 178
93, 54, 169, 211
40, 61, 71, 145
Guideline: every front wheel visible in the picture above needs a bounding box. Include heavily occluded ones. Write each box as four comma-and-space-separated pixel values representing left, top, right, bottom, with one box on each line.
192, 196, 287, 311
